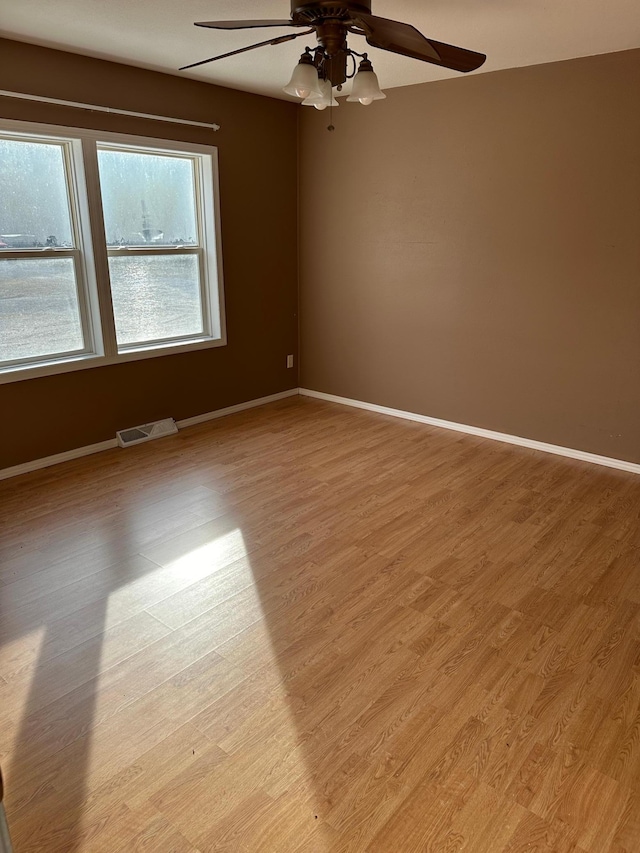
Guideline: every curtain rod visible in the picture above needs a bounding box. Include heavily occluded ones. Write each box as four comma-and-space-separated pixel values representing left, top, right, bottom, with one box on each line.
0, 89, 221, 132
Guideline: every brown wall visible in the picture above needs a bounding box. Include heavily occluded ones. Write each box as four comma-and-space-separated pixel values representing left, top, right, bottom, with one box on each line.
299, 49, 640, 464
0, 39, 299, 468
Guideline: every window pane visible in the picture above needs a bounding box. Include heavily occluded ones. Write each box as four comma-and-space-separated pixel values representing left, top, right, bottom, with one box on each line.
98, 148, 198, 247
0, 258, 84, 362
108, 254, 204, 346
0, 139, 74, 249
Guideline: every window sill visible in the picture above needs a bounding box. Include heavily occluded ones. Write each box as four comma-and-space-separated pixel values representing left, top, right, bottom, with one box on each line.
0, 334, 227, 385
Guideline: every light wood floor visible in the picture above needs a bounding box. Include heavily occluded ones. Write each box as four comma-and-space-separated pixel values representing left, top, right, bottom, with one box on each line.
1, 397, 639, 852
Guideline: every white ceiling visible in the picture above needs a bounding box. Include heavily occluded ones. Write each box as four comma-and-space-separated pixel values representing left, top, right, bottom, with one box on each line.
2, 1, 640, 101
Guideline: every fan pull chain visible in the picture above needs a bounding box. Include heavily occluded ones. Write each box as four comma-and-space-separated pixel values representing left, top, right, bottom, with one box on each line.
328, 88, 336, 132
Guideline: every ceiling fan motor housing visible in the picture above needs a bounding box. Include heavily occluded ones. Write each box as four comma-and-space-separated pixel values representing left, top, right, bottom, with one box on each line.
291, 0, 372, 83
291, 1, 372, 23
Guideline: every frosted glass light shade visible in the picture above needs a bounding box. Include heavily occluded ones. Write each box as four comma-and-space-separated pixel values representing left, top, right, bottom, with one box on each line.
302, 79, 339, 110
347, 69, 386, 105
283, 59, 322, 99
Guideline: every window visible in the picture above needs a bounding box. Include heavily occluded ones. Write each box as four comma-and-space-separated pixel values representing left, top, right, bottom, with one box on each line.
0, 135, 94, 366
0, 121, 225, 382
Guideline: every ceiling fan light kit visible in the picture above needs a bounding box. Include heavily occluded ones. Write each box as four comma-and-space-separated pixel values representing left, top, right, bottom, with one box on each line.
183, 0, 486, 118
286, 47, 386, 109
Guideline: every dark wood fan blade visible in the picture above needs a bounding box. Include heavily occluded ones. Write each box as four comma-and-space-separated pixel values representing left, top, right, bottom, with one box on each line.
180, 30, 313, 71
352, 13, 485, 73
195, 19, 301, 30
422, 37, 486, 73
351, 15, 440, 62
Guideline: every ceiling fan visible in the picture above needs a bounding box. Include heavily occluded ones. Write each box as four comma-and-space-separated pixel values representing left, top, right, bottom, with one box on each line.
181, 2, 486, 109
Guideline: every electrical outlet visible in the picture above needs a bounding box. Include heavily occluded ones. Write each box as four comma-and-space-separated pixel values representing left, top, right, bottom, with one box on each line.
287, 354, 294, 369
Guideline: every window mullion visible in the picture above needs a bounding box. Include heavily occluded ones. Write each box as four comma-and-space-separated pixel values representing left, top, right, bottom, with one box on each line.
62, 140, 98, 357
81, 139, 118, 358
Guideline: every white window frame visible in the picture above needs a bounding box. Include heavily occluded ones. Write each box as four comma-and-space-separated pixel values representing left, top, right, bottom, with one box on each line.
0, 119, 226, 385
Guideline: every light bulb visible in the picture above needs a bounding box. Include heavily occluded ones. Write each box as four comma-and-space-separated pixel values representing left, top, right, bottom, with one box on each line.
283, 54, 323, 99
301, 78, 339, 109
347, 57, 386, 106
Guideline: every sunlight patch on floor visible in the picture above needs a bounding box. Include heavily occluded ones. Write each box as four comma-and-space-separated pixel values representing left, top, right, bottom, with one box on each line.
160, 527, 250, 582
25, 527, 339, 847
0, 627, 45, 763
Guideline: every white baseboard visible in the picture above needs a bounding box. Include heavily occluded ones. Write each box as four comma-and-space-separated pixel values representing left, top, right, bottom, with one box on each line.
5, 386, 637, 481
0, 388, 299, 482
299, 388, 640, 476
177, 389, 298, 428
0, 439, 118, 482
